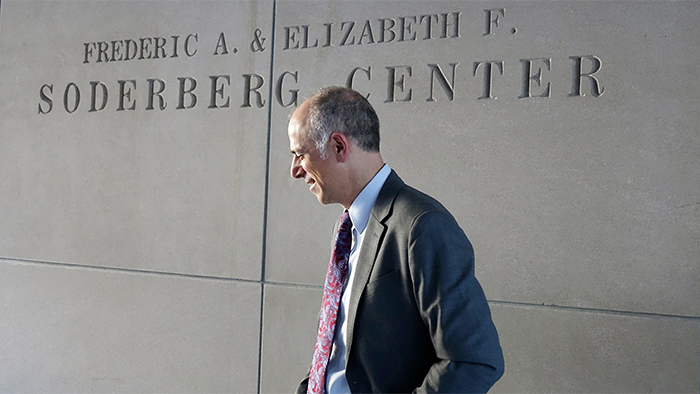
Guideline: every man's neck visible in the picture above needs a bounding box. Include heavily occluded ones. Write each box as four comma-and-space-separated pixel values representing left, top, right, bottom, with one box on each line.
341, 154, 384, 209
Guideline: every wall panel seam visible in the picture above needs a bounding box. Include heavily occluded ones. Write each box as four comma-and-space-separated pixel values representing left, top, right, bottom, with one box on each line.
488, 300, 700, 322
3, 258, 698, 323
258, 0, 278, 392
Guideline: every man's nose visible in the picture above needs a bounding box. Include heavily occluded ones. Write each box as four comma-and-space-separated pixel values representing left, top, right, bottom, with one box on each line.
290, 158, 305, 179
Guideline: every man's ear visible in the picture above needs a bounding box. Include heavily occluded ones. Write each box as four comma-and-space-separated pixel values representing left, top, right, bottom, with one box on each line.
329, 132, 350, 163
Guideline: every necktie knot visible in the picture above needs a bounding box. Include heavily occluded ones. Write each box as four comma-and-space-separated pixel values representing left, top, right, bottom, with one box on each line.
334, 211, 353, 267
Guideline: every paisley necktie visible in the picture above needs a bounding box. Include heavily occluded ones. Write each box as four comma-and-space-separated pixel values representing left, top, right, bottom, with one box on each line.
307, 211, 352, 394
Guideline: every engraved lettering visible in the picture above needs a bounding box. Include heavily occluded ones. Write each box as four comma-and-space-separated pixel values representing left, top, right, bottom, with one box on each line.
89, 81, 108, 112
97, 41, 110, 62
484, 8, 505, 36
284, 26, 300, 50
138, 38, 152, 60
346, 66, 372, 97
214, 32, 230, 55
209, 75, 231, 109
83, 43, 94, 64
153, 37, 167, 59
358, 20, 375, 45
147, 78, 167, 110
398, 16, 417, 41
117, 80, 137, 111
427, 63, 459, 102
241, 74, 266, 108
83, 35, 198, 63
250, 29, 266, 52
302, 25, 319, 49
440, 12, 461, 38
123, 39, 138, 61
276, 71, 299, 107
419, 14, 438, 40
519, 58, 551, 98
38, 84, 53, 114
340, 21, 356, 46
569, 55, 604, 97
63, 82, 80, 113
473, 60, 504, 99
170, 35, 180, 58
385, 66, 413, 103
379, 18, 396, 43
276, 14, 459, 50
110, 40, 123, 61
177, 77, 197, 109
184, 34, 198, 57
323, 23, 333, 47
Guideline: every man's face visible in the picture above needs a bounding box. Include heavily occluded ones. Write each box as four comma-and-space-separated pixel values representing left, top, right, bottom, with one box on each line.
288, 110, 341, 205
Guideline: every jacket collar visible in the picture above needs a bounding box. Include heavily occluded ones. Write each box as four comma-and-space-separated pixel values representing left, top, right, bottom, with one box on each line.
345, 170, 404, 360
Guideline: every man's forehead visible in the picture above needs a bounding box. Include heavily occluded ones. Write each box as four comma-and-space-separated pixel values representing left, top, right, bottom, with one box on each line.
288, 100, 311, 149
289, 100, 311, 128
288, 124, 307, 151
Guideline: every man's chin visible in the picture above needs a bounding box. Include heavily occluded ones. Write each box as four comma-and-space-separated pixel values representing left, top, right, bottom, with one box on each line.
311, 191, 324, 204
315, 193, 333, 205
316, 195, 329, 205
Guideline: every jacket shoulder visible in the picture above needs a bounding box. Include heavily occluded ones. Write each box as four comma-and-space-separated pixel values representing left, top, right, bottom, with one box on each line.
376, 171, 454, 223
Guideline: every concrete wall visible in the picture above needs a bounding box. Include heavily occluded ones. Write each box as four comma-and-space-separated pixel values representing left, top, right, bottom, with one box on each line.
1, 1, 698, 392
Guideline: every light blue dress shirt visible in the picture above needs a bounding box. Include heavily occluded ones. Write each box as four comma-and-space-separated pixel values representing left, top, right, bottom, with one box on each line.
325, 164, 391, 394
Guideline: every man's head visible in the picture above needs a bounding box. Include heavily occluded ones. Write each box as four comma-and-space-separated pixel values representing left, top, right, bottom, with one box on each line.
288, 86, 384, 208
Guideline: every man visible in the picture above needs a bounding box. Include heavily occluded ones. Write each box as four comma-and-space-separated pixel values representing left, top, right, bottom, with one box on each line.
289, 86, 504, 393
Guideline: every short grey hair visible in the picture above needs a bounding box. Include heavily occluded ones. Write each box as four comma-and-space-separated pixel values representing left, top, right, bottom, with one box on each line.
306, 86, 380, 158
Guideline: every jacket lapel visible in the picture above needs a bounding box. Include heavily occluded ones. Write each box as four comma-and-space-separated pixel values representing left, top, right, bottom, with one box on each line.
345, 171, 404, 361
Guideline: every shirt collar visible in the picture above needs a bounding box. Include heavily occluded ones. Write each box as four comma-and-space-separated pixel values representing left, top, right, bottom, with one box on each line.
348, 164, 391, 235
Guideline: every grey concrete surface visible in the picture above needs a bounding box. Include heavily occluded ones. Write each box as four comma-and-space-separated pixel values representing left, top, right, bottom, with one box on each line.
0, 258, 261, 392
0, 0, 698, 392
489, 303, 700, 393
260, 284, 322, 394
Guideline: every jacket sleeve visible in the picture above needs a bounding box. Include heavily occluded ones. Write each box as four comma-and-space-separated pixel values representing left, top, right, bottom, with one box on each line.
295, 372, 309, 394
408, 211, 505, 393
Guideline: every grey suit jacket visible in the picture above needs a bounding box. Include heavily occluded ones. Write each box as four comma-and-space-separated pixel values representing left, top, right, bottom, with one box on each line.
298, 171, 504, 393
